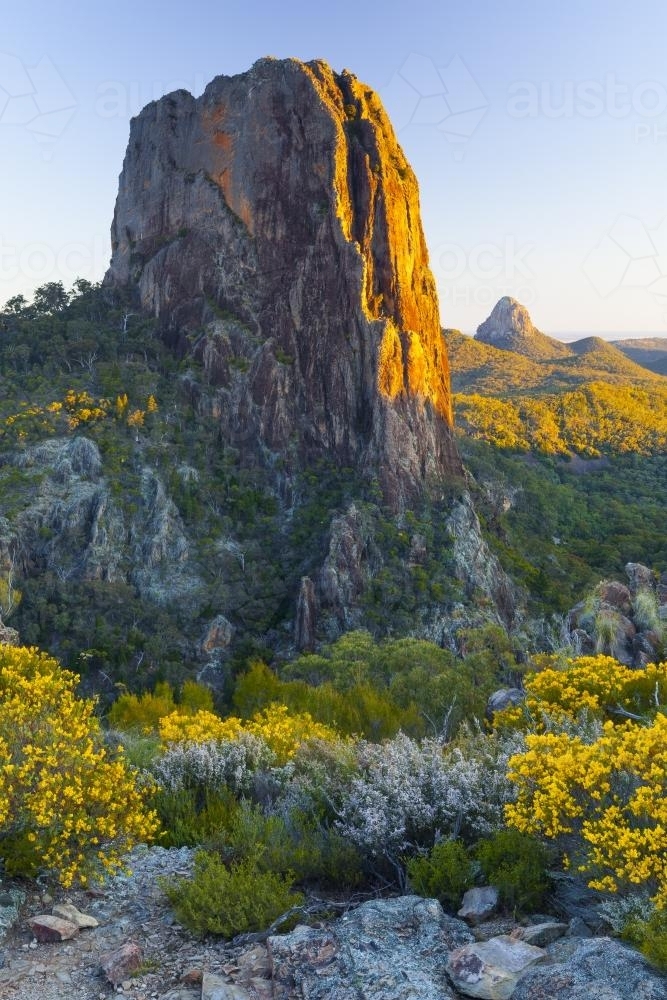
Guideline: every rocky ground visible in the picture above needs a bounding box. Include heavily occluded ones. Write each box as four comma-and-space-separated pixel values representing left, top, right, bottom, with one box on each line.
0, 847, 666, 1000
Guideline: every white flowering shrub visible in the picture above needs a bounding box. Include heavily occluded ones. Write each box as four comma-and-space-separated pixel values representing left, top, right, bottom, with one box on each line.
152, 733, 275, 797
335, 728, 524, 864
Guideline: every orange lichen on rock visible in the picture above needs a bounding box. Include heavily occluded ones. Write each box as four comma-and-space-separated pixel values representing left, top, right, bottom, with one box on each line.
378, 320, 404, 400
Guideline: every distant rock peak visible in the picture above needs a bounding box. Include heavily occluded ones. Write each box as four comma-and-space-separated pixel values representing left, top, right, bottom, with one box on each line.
475, 297, 572, 361
106, 57, 461, 507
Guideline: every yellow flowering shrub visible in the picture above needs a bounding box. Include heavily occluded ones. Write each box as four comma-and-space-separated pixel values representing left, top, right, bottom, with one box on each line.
496, 655, 667, 731
160, 710, 245, 745
159, 703, 339, 765
0, 645, 159, 887
506, 712, 667, 906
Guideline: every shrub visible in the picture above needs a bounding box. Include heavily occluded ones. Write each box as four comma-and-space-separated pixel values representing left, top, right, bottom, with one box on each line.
161, 850, 303, 937
108, 681, 176, 732
0, 645, 158, 886
621, 907, 667, 971
407, 839, 474, 911
506, 713, 667, 906
152, 734, 275, 797
475, 829, 551, 913
152, 786, 239, 847
335, 728, 521, 869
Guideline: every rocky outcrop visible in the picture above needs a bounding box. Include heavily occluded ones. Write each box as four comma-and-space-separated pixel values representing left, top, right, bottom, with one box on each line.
0, 437, 202, 609
445, 494, 517, 625
267, 896, 472, 1000
512, 936, 667, 1000
106, 57, 462, 509
475, 297, 572, 361
566, 562, 665, 667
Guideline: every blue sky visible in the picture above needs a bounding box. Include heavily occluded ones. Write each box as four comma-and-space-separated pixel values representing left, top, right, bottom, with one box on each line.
3, 0, 667, 334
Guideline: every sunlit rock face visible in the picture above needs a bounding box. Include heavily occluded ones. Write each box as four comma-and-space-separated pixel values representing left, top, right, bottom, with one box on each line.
107, 57, 461, 507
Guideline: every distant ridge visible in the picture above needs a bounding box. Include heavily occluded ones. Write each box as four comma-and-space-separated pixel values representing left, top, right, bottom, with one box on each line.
446, 299, 667, 395
612, 336, 667, 376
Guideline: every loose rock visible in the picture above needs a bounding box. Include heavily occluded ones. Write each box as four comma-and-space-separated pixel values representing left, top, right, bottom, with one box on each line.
27, 915, 79, 942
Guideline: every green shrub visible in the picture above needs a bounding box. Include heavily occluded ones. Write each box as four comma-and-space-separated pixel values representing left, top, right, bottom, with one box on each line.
209, 801, 364, 889
406, 839, 474, 911
622, 908, 667, 971
153, 787, 239, 847
161, 850, 304, 937
475, 829, 550, 914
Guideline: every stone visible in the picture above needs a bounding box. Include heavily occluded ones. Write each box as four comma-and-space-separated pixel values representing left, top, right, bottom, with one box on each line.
105, 58, 462, 512
625, 563, 655, 594
511, 935, 667, 999
27, 914, 79, 942
52, 901, 99, 929
511, 921, 568, 947
268, 896, 472, 999
101, 941, 143, 985
486, 688, 524, 721
180, 967, 203, 985
446, 935, 546, 999
294, 576, 317, 651
458, 886, 499, 926
596, 581, 632, 614
200, 615, 234, 654
202, 972, 253, 999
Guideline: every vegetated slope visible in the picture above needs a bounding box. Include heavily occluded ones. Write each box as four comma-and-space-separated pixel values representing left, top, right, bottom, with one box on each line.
613, 336, 667, 375
445, 300, 667, 612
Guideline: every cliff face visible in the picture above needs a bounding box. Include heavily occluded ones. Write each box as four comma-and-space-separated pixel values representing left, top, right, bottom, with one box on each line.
106, 57, 461, 506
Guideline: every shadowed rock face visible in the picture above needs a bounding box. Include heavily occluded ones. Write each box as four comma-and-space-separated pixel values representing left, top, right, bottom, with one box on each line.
106, 57, 461, 507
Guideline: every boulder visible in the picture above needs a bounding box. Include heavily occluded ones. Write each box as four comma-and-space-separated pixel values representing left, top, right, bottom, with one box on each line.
202, 972, 253, 999
100, 940, 143, 985
446, 935, 546, 999
625, 563, 654, 595
268, 896, 472, 999
511, 921, 568, 947
511, 936, 667, 999
27, 914, 79, 942
486, 688, 524, 721
51, 902, 99, 929
458, 887, 500, 926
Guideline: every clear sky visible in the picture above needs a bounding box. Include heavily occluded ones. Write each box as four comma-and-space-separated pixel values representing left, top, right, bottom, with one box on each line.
3, 0, 667, 335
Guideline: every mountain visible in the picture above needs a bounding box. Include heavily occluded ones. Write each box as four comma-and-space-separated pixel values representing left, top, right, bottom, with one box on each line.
474, 297, 572, 361
0, 60, 518, 690
106, 57, 460, 510
446, 308, 666, 396
613, 336, 667, 375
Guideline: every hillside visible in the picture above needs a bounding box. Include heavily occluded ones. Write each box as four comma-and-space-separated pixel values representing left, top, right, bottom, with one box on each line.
445, 326, 666, 396
613, 336, 667, 375
474, 296, 573, 361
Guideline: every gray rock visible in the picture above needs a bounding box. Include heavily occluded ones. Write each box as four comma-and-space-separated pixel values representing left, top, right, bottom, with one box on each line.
51, 902, 99, 929
268, 896, 472, 999
458, 887, 500, 926
486, 688, 524, 721
625, 563, 655, 595
446, 935, 546, 999
0, 888, 24, 940
202, 971, 253, 999
511, 936, 667, 999
512, 921, 568, 947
